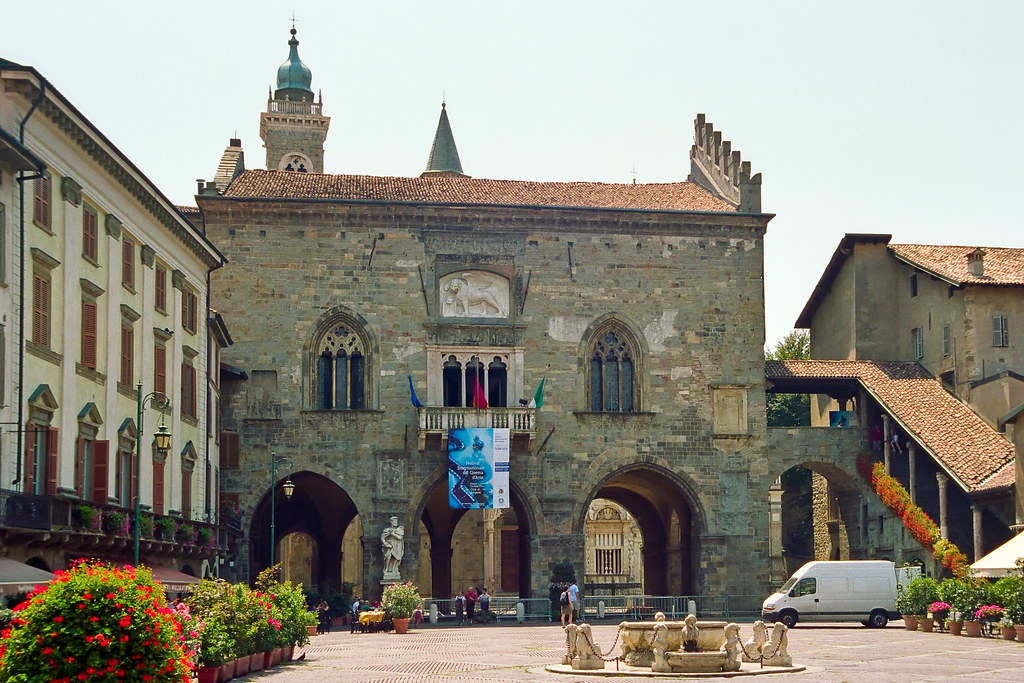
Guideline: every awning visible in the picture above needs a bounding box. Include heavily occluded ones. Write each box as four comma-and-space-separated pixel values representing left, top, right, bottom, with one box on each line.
970, 531, 1024, 578
0, 557, 55, 596
149, 565, 202, 593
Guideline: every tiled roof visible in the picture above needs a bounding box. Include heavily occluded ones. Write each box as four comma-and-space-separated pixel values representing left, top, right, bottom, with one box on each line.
766, 360, 1015, 492
890, 244, 1024, 285
221, 169, 737, 212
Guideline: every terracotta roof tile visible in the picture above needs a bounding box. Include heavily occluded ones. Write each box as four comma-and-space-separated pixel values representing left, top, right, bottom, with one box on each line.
890, 244, 1024, 285
766, 360, 1014, 492
221, 170, 736, 213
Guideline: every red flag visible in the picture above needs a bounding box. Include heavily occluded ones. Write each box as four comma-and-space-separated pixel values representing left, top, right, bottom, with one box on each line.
473, 367, 488, 409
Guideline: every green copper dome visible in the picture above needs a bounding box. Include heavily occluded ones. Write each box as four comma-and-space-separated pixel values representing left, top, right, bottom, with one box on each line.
275, 27, 313, 100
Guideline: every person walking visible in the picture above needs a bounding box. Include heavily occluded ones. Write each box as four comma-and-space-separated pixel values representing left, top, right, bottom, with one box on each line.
559, 584, 573, 628
479, 588, 491, 624
465, 587, 478, 625
350, 596, 361, 633
454, 591, 465, 626
568, 580, 580, 623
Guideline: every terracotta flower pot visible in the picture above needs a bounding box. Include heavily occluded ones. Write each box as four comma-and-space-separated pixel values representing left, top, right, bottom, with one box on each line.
234, 656, 249, 676
197, 666, 221, 683
285, 644, 295, 661
902, 615, 919, 631
393, 617, 411, 634
307, 624, 318, 636
920, 617, 934, 632
1001, 626, 1016, 641
1016, 625, 1024, 641
250, 652, 265, 671
264, 651, 274, 669
964, 619, 983, 637
948, 621, 963, 636
220, 659, 235, 681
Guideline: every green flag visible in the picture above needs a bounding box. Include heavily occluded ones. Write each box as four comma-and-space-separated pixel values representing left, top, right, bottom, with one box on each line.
528, 377, 545, 408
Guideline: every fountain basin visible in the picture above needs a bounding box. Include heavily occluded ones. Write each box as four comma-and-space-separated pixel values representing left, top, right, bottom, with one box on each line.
619, 620, 727, 667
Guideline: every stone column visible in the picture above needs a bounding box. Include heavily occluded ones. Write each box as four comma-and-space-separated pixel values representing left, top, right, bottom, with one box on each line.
483, 508, 503, 593
972, 505, 983, 562
768, 482, 785, 583
882, 414, 892, 474
907, 443, 917, 504
936, 473, 948, 540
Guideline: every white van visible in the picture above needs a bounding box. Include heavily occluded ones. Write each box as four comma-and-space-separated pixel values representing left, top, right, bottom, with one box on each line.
761, 560, 919, 628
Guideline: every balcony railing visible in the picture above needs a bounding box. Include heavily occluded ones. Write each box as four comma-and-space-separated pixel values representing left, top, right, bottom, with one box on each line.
266, 99, 322, 116
0, 490, 52, 530
417, 406, 536, 449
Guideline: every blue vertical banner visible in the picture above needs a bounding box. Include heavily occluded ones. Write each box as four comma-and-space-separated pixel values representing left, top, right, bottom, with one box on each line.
448, 428, 510, 509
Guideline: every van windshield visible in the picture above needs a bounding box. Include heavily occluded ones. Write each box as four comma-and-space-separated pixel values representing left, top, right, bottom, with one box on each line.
779, 577, 797, 593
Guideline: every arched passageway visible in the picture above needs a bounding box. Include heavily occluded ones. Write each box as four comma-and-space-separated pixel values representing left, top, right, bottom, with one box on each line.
417, 478, 534, 598
251, 471, 359, 593
584, 466, 699, 595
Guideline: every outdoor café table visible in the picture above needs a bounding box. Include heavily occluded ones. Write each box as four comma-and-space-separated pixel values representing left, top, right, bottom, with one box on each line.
358, 610, 386, 631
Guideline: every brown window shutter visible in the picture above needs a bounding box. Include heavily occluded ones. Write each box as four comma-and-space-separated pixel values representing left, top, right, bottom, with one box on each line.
33, 274, 49, 345
82, 300, 97, 368
24, 423, 36, 493
122, 239, 133, 287
153, 460, 165, 515
75, 437, 86, 498
83, 206, 97, 260
92, 440, 109, 504
34, 176, 50, 227
46, 427, 58, 495
120, 324, 133, 385
155, 266, 166, 311
154, 345, 166, 394
220, 432, 239, 469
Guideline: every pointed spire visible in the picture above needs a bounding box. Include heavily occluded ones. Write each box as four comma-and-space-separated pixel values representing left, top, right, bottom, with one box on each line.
422, 101, 468, 178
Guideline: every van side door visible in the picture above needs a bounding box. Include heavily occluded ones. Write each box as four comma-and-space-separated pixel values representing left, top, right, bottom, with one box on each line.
788, 577, 820, 621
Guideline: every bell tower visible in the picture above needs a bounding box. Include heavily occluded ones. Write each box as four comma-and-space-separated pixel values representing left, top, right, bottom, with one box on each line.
259, 26, 331, 173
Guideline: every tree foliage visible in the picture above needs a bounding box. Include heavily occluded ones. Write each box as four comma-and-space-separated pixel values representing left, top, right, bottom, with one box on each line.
766, 330, 811, 427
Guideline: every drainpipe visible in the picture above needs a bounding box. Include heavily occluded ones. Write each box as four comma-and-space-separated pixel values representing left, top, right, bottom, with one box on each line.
14, 81, 46, 488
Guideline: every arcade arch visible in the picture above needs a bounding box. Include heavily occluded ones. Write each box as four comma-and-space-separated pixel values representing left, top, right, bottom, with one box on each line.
250, 471, 360, 594
581, 464, 702, 595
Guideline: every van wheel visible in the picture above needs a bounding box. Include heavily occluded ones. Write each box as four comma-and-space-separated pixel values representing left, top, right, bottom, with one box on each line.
867, 610, 888, 628
778, 610, 798, 628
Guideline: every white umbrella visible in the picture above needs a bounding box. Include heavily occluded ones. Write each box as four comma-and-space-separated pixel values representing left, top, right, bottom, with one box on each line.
970, 531, 1024, 578
0, 557, 55, 596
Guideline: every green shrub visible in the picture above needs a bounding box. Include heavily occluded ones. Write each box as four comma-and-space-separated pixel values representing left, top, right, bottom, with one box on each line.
899, 577, 939, 616
939, 577, 986, 620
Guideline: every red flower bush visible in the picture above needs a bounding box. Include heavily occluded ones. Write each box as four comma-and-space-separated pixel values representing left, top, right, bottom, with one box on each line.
0, 560, 192, 682
857, 455, 968, 579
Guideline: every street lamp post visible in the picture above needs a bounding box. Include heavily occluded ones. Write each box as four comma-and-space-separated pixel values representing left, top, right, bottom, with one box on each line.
269, 451, 295, 567
135, 383, 172, 566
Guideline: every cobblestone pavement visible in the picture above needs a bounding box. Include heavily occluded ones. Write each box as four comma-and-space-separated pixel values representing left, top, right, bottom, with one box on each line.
248, 621, 1024, 682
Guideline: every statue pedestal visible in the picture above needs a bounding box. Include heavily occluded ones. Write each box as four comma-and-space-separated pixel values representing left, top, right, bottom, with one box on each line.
381, 574, 402, 585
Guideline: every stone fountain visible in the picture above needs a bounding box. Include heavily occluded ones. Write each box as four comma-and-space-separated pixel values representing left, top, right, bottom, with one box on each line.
550, 612, 799, 676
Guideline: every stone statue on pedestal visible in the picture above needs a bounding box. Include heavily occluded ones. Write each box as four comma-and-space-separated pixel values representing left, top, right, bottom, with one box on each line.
381, 515, 405, 581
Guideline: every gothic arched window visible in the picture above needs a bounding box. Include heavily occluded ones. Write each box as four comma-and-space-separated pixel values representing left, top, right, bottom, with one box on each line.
315, 324, 367, 410
589, 328, 636, 412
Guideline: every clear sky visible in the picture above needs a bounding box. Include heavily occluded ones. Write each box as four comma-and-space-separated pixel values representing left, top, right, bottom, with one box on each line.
4, 1, 1022, 349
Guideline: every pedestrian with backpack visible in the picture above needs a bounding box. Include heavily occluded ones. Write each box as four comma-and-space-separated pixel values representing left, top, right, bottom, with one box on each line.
559, 584, 573, 627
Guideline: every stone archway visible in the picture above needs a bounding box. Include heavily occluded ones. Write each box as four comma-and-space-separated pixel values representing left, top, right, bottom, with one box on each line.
250, 471, 359, 593
415, 476, 536, 599
581, 464, 702, 596
772, 461, 865, 578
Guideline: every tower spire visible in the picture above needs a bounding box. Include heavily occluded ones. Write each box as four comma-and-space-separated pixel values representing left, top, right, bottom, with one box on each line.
421, 101, 468, 178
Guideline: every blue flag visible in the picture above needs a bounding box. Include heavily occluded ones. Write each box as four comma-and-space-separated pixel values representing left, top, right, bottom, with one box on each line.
408, 375, 424, 407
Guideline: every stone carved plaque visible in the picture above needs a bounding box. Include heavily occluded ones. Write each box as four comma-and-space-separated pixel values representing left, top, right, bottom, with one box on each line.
377, 460, 405, 495
440, 271, 509, 318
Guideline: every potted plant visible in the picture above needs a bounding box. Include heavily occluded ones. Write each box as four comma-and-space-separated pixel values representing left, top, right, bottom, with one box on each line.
381, 581, 422, 634
137, 513, 155, 539
0, 560, 193, 681
929, 601, 952, 632
940, 576, 984, 636
75, 504, 101, 532
155, 516, 178, 540
901, 577, 938, 631
102, 509, 129, 535
177, 522, 198, 545
327, 588, 352, 627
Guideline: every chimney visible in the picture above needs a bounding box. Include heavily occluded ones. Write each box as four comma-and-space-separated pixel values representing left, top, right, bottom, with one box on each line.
967, 248, 985, 277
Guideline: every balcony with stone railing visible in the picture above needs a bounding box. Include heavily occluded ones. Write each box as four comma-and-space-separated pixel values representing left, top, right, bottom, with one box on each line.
417, 406, 536, 450
266, 98, 322, 116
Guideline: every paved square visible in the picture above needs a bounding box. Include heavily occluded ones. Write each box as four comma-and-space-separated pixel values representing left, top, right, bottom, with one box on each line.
251, 621, 1024, 681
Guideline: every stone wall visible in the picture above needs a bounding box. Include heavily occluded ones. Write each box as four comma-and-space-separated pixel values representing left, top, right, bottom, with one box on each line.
201, 195, 773, 598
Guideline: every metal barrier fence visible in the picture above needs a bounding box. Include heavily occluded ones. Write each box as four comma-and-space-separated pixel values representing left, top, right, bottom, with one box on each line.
580, 594, 765, 621
424, 597, 552, 623
422, 594, 764, 624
